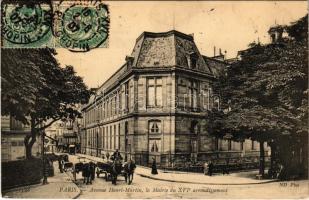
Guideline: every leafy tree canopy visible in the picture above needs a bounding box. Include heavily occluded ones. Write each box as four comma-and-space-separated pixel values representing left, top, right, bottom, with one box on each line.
1, 48, 92, 158
208, 15, 308, 142
2, 48, 91, 126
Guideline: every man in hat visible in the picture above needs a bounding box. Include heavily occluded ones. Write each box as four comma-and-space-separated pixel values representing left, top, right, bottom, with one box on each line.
111, 149, 123, 161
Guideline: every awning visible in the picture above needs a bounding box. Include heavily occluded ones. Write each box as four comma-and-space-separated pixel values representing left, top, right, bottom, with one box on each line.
69, 145, 75, 148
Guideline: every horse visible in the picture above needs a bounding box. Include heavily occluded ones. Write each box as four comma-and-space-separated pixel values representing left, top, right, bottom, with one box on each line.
75, 162, 84, 174
111, 159, 123, 185
123, 161, 136, 184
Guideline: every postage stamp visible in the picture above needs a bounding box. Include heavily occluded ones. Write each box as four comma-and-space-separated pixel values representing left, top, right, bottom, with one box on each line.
53, 0, 109, 52
1, 1, 53, 48
1, 0, 109, 51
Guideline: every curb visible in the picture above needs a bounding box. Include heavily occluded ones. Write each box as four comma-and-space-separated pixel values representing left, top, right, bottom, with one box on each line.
136, 173, 279, 186
63, 171, 82, 199
74, 154, 279, 186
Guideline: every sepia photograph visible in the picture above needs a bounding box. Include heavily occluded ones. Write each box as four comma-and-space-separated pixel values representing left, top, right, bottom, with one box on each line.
1, 0, 308, 199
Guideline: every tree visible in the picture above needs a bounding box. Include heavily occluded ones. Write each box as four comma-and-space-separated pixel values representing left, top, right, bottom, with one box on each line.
2, 48, 92, 159
207, 15, 308, 178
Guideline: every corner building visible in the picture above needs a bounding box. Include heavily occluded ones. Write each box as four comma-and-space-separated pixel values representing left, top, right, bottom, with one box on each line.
81, 30, 265, 167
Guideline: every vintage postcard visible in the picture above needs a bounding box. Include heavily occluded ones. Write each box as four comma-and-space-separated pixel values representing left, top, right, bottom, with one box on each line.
1, 0, 308, 199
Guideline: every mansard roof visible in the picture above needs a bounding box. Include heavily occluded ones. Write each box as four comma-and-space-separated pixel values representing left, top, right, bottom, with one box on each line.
84, 30, 219, 109
130, 30, 213, 75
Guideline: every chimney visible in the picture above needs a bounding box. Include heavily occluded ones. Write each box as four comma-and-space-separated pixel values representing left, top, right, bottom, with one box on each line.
219, 48, 222, 55
214, 46, 216, 57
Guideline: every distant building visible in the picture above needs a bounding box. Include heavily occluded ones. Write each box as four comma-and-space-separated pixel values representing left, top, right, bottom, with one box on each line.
81, 30, 267, 167
1, 116, 41, 162
45, 119, 81, 153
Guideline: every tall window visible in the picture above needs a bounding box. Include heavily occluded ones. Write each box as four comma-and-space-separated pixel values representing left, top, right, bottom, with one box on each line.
115, 93, 118, 115
190, 120, 199, 134
100, 104, 103, 119
215, 138, 219, 150
106, 126, 109, 149
88, 130, 90, 145
149, 120, 161, 134
191, 140, 197, 152
118, 124, 121, 149
103, 102, 106, 118
118, 92, 122, 113
125, 82, 129, 110
113, 96, 116, 115
240, 141, 244, 151
188, 53, 198, 69
149, 140, 160, 152
110, 126, 112, 150
109, 99, 112, 117
214, 96, 220, 110
147, 78, 162, 106
251, 141, 255, 150
114, 125, 116, 149
191, 57, 197, 69
130, 85, 134, 108
102, 127, 105, 149
189, 80, 198, 109
228, 140, 232, 151
106, 99, 109, 117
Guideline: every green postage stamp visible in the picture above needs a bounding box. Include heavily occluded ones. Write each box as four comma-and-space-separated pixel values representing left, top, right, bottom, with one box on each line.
1, 0, 109, 51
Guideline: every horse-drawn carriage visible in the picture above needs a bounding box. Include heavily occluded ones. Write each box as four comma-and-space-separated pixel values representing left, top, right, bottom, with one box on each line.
57, 153, 74, 172
96, 159, 136, 185
96, 161, 114, 181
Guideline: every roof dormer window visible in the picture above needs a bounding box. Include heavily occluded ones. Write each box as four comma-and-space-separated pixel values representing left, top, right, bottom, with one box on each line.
188, 52, 198, 69
125, 56, 134, 67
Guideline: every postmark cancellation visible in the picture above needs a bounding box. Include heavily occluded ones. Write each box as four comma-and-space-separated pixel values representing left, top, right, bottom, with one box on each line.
1, 0, 109, 51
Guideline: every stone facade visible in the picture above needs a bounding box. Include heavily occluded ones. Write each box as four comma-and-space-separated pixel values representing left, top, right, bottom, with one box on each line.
81, 30, 266, 167
1, 115, 41, 162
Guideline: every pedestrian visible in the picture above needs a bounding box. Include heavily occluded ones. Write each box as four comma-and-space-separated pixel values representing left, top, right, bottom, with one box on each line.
208, 160, 213, 176
203, 161, 209, 175
151, 157, 158, 175
82, 163, 91, 184
111, 149, 123, 161
223, 158, 230, 175
58, 157, 63, 173
90, 161, 96, 182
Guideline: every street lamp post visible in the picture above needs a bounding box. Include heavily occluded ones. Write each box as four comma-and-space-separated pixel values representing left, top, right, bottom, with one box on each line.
41, 131, 48, 185
96, 131, 99, 157
94, 92, 102, 158
96, 119, 102, 157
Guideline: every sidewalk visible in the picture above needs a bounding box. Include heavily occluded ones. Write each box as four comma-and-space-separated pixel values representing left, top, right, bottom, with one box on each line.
2, 162, 81, 199
75, 153, 277, 185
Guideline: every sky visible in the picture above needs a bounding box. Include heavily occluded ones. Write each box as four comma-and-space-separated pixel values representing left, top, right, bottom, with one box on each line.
55, 1, 308, 88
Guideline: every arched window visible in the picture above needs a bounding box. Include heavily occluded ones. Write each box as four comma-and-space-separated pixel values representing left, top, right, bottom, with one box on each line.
190, 120, 199, 134
150, 141, 159, 152
149, 120, 161, 134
